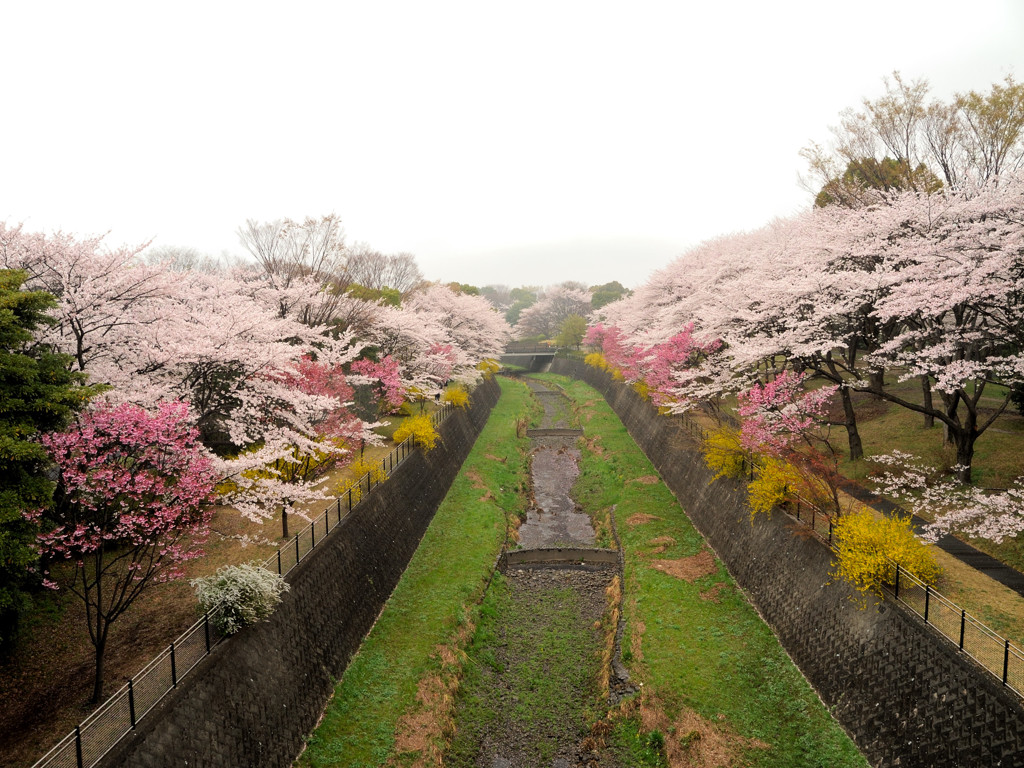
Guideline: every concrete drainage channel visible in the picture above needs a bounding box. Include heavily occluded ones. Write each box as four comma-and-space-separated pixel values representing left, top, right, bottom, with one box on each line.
458, 378, 633, 768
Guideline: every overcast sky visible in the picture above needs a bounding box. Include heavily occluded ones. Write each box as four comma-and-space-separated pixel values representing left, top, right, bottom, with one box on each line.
3, 1, 1023, 289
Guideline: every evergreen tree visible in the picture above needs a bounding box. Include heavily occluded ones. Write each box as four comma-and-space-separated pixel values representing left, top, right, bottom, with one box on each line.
0, 270, 94, 648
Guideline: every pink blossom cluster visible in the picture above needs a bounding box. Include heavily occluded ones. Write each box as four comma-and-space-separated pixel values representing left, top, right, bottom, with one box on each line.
736, 371, 837, 454
351, 355, 405, 412
36, 401, 216, 581
584, 321, 719, 407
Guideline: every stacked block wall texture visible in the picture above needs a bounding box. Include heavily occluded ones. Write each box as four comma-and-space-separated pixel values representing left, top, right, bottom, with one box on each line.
551, 358, 1024, 768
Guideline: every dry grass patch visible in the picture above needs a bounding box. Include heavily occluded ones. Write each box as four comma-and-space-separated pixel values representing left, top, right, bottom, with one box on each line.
630, 616, 646, 663
651, 549, 716, 583
464, 468, 487, 490
632, 475, 660, 485
387, 621, 476, 768
639, 694, 771, 768
700, 582, 731, 603
647, 536, 677, 555
626, 513, 661, 527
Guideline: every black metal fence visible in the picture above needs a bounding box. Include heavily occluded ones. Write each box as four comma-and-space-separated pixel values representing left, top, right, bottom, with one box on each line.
30, 402, 455, 768
679, 411, 1024, 700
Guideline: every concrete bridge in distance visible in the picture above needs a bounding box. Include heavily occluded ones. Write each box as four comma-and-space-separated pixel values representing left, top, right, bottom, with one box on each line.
499, 342, 560, 372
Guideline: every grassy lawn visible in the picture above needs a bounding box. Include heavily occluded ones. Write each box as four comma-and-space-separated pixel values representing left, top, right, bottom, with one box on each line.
543, 374, 867, 768
297, 376, 538, 767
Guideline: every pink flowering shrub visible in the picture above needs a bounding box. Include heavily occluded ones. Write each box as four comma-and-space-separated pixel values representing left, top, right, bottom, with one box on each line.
33, 400, 216, 701
737, 371, 837, 455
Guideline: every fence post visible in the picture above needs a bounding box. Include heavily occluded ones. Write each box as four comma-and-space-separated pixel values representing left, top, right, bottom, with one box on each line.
337, 498, 342, 524
895, 564, 900, 599
348, 487, 353, 511
277, 549, 282, 575
811, 506, 816, 533
75, 725, 84, 768
311, 518, 316, 548
828, 518, 833, 546
295, 535, 300, 564
204, 612, 211, 653
795, 500, 800, 521
128, 679, 137, 728
1005, 640, 1011, 685
960, 610, 966, 650
170, 642, 178, 686
925, 585, 931, 623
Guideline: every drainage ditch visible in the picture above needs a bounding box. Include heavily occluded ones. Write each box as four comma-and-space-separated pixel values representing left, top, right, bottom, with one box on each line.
447, 378, 631, 768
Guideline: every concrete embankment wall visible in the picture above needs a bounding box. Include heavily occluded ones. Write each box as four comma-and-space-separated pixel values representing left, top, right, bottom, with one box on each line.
100, 377, 501, 768
550, 358, 1024, 768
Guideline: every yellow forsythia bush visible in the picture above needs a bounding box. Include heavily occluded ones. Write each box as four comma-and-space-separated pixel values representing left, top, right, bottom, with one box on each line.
832, 509, 941, 599
393, 414, 440, 451
747, 457, 802, 520
702, 426, 747, 481
585, 352, 608, 370
632, 380, 651, 401
335, 458, 390, 502
443, 384, 470, 408
349, 458, 389, 484
477, 358, 500, 377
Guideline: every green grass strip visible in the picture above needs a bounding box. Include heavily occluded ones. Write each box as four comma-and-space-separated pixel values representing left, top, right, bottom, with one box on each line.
298, 377, 537, 767
538, 374, 867, 768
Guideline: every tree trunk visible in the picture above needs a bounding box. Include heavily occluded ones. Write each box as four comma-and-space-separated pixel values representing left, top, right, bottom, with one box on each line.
868, 368, 885, 397
921, 376, 934, 428
281, 506, 289, 539
840, 387, 863, 461
92, 634, 106, 703
92, 645, 105, 703
954, 430, 975, 484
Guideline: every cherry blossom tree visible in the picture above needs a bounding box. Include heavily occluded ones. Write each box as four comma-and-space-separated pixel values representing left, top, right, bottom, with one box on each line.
515, 284, 591, 339
351, 355, 405, 414
872, 451, 1024, 544
368, 283, 510, 393
737, 371, 837, 456
0, 224, 374, 524
33, 401, 216, 702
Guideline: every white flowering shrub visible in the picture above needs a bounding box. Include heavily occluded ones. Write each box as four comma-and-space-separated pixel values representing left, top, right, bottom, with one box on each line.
192, 563, 290, 635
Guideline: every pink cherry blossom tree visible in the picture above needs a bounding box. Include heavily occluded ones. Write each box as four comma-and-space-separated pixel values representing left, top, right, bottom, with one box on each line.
737, 371, 838, 456
33, 401, 217, 702
351, 355, 405, 414
368, 282, 510, 394
515, 284, 592, 339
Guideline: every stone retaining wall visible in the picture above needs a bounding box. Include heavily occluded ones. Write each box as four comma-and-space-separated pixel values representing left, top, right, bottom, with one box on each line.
100, 377, 501, 768
551, 358, 1024, 768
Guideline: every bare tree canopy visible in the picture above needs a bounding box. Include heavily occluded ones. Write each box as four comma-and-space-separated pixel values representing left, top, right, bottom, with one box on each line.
344, 242, 423, 294
237, 214, 348, 287
803, 72, 1024, 206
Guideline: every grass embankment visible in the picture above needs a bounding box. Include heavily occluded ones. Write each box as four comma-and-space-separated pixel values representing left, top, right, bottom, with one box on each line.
297, 376, 537, 767
537, 374, 867, 768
